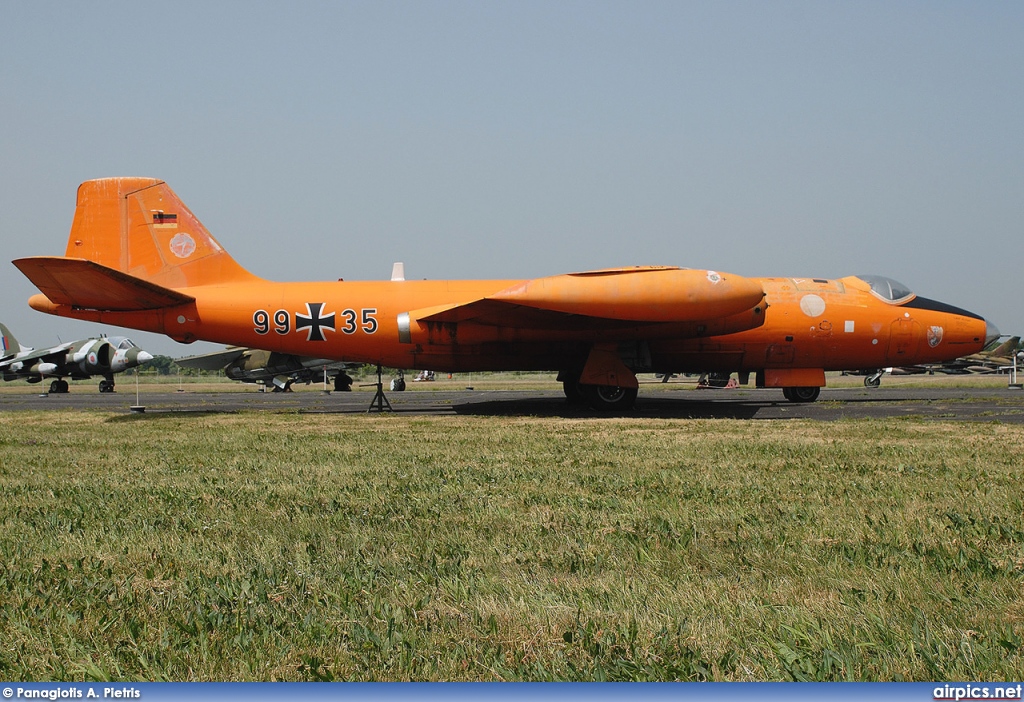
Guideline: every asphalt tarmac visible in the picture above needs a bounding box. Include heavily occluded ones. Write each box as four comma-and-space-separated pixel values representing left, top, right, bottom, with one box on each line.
3, 383, 1024, 422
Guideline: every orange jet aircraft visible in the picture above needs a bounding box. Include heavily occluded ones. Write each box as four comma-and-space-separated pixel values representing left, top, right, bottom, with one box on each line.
13, 178, 997, 410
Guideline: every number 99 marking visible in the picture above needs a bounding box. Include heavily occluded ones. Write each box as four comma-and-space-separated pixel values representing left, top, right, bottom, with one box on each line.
254, 310, 270, 335
274, 309, 290, 334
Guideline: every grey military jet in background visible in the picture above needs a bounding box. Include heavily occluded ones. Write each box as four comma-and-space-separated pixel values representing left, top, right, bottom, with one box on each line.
0, 322, 153, 393
175, 347, 357, 392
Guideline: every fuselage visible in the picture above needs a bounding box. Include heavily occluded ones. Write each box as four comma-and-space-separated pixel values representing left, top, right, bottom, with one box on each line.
16, 178, 995, 409
30, 273, 990, 378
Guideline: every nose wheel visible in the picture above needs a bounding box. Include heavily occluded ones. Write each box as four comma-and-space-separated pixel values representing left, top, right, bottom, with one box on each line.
864, 369, 885, 388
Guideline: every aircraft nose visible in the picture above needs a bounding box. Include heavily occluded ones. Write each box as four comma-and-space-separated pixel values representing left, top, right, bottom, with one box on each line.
136, 350, 154, 364
985, 320, 1001, 347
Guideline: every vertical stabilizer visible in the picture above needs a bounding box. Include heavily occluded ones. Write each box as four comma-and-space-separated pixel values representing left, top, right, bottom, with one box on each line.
0, 323, 21, 357
64, 178, 261, 289
987, 336, 1021, 357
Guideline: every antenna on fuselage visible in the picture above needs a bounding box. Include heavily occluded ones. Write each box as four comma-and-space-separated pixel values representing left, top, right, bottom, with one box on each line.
391, 262, 405, 282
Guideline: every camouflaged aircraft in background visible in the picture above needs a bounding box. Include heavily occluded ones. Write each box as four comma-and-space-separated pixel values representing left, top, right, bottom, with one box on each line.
941, 335, 1022, 374
175, 346, 356, 392
0, 322, 153, 393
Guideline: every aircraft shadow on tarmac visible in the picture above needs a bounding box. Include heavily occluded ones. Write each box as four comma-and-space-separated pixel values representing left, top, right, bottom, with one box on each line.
451, 396, 772, 420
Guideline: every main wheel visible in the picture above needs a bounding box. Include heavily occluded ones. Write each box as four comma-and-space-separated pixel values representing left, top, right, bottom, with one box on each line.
562, 379, 586, 404
864, 375, 881, 388
49, 380, 60, 393
783, 386, 820, 403
581, 384, 638, 412
557, 369, 586, 404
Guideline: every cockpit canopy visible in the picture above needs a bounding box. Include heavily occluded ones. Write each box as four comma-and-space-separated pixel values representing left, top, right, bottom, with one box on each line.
107, 336, 138, 351
857, 275, 914, 304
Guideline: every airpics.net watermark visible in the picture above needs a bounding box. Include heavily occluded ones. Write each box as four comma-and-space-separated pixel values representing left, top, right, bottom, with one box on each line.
2, 689, 140, 700
934, 685, 1023, 701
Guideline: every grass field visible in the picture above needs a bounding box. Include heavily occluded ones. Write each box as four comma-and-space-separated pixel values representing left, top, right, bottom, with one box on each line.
1, 408, 1022, 680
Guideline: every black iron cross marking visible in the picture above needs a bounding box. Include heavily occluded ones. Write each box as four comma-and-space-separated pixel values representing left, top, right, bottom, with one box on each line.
295, 302, 336, 342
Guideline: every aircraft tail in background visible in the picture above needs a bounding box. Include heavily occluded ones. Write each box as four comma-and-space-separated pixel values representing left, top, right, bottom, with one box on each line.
0, 322, 22, 357
986, 335, 1020, 358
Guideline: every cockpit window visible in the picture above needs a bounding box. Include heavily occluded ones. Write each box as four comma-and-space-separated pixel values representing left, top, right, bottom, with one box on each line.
111, 337, 136, 351
857, 275, 915, 303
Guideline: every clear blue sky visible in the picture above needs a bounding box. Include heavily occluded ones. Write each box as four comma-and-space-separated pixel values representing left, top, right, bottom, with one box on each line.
2, 1, 1021, 357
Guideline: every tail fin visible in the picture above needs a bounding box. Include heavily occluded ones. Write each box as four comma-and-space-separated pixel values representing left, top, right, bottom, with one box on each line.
987, 336, 1020, 357
0, 323, 21, 356
63, 178, 261, 289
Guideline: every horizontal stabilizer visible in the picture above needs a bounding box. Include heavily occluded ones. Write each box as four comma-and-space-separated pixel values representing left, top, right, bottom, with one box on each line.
12, 256, 195, 311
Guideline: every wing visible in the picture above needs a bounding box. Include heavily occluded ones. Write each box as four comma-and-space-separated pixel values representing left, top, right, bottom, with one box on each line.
0, 342, 75, 373
175, 347, 248, 371
12, 257, 195, 311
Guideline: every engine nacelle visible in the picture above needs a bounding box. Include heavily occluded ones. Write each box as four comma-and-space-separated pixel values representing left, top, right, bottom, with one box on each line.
73, 340, 114, 375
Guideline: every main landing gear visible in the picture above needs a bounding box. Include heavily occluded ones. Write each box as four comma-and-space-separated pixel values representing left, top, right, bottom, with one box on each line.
558, 370, 639, 412
782, 386, 820, 403
48, 379, 70, 394
98, 378, 116, 393
581, 383, 638, 411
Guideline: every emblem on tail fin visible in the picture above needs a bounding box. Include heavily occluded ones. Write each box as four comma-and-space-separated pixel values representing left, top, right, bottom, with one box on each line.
169, 232, 197, 258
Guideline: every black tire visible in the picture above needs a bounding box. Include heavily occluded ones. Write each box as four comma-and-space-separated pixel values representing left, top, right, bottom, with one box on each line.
581, 384, 638, 412
49, 380, 60, 394
864, 376, 881, 388
784, 386, 820, 403
706, 372, 732, 388
562, 379, 586, 404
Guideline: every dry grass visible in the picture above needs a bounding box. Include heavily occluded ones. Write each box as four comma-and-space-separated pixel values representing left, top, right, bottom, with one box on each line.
0, 410, 1022, 680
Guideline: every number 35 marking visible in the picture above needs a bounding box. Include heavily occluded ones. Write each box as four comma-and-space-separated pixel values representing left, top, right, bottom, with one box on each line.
339, 308, 379, 335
